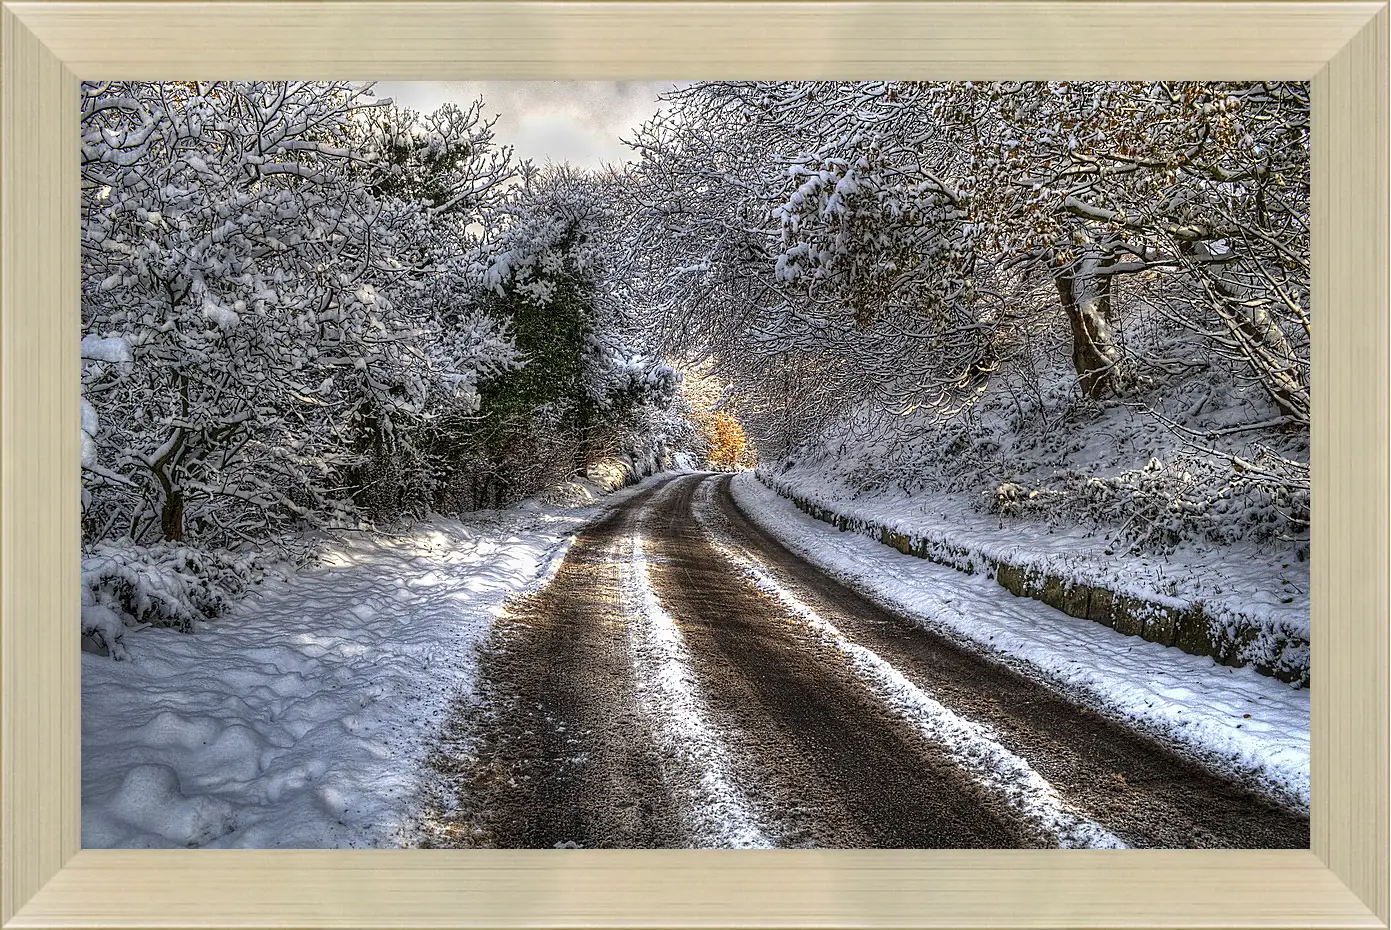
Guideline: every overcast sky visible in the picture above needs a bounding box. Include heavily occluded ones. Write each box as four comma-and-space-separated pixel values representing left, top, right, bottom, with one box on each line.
371, 82, 680, 171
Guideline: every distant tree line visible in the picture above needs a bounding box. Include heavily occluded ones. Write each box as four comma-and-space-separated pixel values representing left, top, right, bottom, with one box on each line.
81, 80, 1311, 559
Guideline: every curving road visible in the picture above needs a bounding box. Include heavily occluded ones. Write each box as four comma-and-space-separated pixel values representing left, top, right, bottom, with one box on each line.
420, 473, 1309, 849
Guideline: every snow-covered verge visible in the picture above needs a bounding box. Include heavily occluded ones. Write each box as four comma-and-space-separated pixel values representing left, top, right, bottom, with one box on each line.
577, 449, 666, 497
731, 472, 1311, 813
81, 475, 667, 848
757, 464, 1309, 686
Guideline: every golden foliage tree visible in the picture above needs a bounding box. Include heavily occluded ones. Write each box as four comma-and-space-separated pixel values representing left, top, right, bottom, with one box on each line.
673, 362, 755, 469
697, 409, 756, 470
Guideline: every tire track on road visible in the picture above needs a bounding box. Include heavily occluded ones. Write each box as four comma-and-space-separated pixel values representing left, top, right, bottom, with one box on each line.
421, 478, 690, 849
621, 525, 773, 847
704, 473, 1310, 849
639, 475, 1032, 848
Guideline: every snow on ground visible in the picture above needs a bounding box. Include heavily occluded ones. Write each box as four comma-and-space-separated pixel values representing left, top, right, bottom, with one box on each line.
81, 475, 664, 849
760, 464, 1310, 662
767, 358, 1311, 676
731, 472, 1311, 813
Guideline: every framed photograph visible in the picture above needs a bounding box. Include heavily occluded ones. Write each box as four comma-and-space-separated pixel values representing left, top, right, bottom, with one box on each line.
3, 1, 1386, 926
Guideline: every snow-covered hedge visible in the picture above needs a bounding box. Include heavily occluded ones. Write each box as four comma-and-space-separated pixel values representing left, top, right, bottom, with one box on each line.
81, 541, 264, 656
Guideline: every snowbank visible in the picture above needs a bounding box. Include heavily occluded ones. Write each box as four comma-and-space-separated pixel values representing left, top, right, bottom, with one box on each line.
731, 472, 1311, 813
757, 466, 1309, 685
82, 476, 664, 848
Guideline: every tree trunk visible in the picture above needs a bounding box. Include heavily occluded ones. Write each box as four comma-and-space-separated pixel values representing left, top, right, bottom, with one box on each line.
1055, 255, 1122, 399
149, 425, 188, 542
160, 489, 185, 543
1222, 299, 1307, 422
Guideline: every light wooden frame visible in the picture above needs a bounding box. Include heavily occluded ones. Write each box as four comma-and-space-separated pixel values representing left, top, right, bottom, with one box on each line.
1, 2, 1385, 927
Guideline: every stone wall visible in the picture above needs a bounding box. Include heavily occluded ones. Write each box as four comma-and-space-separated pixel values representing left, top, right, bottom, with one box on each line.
761, 476, 1309, 687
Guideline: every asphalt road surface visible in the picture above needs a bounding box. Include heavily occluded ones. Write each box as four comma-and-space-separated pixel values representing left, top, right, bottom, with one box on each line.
420, 473, 1309, 849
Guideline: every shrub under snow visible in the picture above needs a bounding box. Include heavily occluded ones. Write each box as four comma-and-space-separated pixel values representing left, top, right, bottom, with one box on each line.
81, 541, 264, 649
990, 452, 1310, 557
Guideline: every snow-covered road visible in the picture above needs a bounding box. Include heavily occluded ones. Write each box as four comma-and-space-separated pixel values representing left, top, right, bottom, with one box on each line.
423, 473, 1309, 850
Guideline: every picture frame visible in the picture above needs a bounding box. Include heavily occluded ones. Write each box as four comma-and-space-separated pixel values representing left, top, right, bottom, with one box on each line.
2, 2, 1385, 926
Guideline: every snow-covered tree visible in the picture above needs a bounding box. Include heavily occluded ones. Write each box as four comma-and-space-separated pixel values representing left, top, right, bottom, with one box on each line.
623, 82, 1003, 460
627, 80, 1308, 465
949, 81, 1308, 413
432, 167, 682, 505
80, 81, 521, 544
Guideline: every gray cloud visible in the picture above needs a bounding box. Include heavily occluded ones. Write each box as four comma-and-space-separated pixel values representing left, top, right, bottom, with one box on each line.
370, 81, 680, 170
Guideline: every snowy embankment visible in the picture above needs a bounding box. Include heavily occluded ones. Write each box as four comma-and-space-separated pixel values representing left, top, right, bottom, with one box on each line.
731, 472, 1311, 813
82, 474, 664, 849
757, 465, 1309, 685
